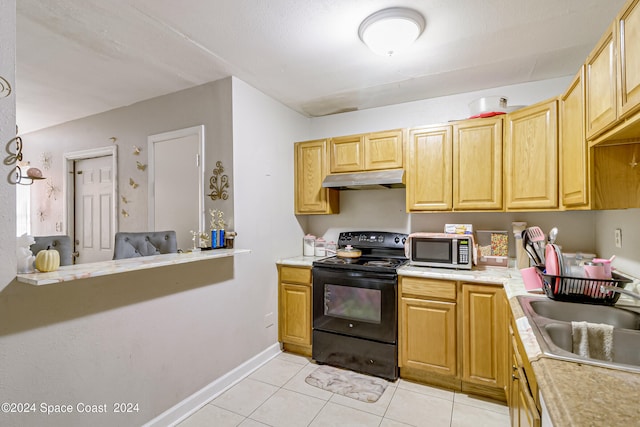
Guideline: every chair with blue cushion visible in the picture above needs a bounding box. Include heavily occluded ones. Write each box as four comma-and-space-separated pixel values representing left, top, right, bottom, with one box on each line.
112, 231, 177, 260
31, 235, 74, 266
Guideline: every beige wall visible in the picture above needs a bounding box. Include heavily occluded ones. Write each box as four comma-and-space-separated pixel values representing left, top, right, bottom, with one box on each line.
1, 74, 311, 425
0, 0, 17, 284
23, 78, 234, 245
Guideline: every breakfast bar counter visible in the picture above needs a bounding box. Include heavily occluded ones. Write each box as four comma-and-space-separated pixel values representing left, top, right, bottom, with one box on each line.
17, 248, 251, 286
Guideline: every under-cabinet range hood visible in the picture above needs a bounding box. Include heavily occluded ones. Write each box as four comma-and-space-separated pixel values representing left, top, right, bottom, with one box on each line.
321, 169, 405, 190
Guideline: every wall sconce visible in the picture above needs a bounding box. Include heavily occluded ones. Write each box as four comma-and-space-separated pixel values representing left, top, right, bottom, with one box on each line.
4, 134, 46, 185
358, 7, 426, 56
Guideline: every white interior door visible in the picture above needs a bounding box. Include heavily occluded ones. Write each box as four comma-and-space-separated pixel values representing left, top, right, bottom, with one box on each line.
74, 155, 115, 263
148, 126, 204, 252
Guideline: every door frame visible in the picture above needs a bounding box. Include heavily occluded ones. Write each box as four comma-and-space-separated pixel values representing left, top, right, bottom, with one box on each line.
147, 125, 205, 233
63, 146, 119, 252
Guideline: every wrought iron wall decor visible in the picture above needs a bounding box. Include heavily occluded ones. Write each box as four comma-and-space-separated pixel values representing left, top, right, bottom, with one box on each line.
208, 161, 229, 201
0, 76, 11, 98
4, 133, 46, 185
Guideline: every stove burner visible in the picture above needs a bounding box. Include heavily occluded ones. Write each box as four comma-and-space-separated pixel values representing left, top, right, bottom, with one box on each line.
364, 260, 395, 267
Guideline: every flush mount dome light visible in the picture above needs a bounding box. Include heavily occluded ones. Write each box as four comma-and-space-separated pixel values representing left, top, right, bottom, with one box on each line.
358, 7, 425, 56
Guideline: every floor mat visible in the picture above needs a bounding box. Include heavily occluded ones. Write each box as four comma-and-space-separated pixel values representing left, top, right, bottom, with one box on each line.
305, 365, 388, 403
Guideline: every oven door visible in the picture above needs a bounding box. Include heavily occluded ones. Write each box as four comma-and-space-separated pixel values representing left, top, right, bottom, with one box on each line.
312, 267, 397, 344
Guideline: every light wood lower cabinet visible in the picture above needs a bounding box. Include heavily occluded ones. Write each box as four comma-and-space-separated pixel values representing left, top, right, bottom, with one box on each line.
400, 297, 457, 376
507, 296, 541, 427
278, 265, 312, 356
399, 276, 507, 400
461, 283, 506, 399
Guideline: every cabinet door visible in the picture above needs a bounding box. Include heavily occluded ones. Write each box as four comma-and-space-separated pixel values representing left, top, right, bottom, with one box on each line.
586, 23, 617, 139
330, 134, 364, 173
279, 282, 312, 346
406, 125, 453, 211
294, 139, 339, 214
400, 297, 457, 376
453, 117, 503, 210
364, 129, 404, 170
462, 284, 505, 389
617, 0, 640, 119
504, 99, 558, 210
560, 67, 590, 208
593, 143, 640, 209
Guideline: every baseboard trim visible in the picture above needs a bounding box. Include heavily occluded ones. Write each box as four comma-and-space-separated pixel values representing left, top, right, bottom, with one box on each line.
143, 343, 282, 427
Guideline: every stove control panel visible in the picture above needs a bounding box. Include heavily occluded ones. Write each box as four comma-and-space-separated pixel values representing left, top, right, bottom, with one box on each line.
338, 231, 408, 249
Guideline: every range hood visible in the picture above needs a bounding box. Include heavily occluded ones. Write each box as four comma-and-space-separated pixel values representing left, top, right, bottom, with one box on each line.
321, 169, 405, 190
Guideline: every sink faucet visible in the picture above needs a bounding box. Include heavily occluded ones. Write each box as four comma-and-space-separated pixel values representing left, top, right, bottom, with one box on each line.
600, 285, 640, 301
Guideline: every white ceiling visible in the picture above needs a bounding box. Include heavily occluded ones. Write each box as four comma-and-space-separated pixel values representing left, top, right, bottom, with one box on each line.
16, 0, 626, 133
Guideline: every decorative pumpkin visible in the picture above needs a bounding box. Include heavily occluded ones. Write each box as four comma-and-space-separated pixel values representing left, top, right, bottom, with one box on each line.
35, 246, 60, 272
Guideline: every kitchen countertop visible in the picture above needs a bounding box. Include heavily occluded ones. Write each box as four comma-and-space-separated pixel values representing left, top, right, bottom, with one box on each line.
18, 248, 251, 286
277, 256, 640, 426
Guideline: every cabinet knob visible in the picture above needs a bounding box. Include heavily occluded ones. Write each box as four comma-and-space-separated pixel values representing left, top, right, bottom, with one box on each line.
512, 374, 518, 381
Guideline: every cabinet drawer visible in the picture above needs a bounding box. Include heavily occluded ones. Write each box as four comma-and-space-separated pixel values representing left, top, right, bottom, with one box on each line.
401, 277, 456, 300
280, 266, 311, 285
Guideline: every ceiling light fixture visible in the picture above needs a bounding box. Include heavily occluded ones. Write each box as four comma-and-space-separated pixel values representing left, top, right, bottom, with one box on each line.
358, 7, 425, 57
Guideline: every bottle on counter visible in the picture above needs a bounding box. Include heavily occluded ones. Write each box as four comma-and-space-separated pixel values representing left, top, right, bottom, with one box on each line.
303, 234, 316, 256
314, 238, 326, 257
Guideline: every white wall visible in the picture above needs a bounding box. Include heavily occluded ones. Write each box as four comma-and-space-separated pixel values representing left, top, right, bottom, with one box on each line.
595, 209, 640, 279
231, 76, 311, 348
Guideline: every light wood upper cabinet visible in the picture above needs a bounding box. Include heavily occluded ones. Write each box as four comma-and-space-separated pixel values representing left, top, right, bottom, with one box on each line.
559, 67, 591, 209
294, 139, 339, 215
453, 117, 503, 210
593, 143, 640, 209
461, 284, 506, 391
406, 125, 453, 211
585, 23, 617, 139
329, 129, 403, 173
278, 265, 312, 356
330, 134, 364, 173
617, 0, 640, 119
364, 130, 404, 170
504, 99, 559, 210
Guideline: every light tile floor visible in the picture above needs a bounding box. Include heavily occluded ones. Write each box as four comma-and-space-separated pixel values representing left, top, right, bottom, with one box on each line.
178, 352, 509, 427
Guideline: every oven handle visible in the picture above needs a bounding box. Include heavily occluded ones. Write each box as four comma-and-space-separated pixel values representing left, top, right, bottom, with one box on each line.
313, 267, 397, 281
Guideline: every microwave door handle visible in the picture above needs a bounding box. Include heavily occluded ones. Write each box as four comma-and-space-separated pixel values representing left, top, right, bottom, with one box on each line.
452, 239, 457, 265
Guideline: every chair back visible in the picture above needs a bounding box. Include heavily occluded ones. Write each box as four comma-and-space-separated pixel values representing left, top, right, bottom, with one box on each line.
31, 235, 73, 266
113, 231, 177, 260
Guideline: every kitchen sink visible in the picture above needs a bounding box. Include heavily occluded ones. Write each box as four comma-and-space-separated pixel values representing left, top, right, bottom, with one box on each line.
517, 295, 640, 372
528, 299, 640, 330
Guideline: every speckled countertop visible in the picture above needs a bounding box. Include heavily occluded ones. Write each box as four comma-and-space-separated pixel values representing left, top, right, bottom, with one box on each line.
18, 248, 251, 286
277, 256, 640, 426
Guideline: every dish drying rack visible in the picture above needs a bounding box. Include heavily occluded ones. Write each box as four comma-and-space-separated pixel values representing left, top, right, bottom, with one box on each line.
535, 266, 632, 305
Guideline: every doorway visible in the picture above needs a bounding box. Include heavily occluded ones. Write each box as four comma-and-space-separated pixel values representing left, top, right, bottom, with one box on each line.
148, 125, 204, 252
64, 146, 118, 264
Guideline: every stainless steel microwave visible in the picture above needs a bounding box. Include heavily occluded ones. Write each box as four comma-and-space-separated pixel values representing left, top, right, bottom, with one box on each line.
406, 233, 474, 270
